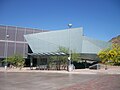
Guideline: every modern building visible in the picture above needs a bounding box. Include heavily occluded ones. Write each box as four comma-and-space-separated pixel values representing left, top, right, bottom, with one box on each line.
24, 27, 111, 69
0, 25, 111, 69
25, 27, 110, 55
0, 25, 45, 66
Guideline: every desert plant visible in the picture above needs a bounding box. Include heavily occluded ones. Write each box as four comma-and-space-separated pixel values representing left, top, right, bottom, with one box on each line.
3, 54, 25, 69
98, 44, 120, 65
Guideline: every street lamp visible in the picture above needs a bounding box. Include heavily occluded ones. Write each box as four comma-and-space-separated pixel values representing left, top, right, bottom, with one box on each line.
5, 34, 9, 70
68, 24, 72, 72
68, 24, 72, 28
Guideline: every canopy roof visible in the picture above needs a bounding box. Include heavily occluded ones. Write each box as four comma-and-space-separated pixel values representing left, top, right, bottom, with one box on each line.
28, 52, 68, 56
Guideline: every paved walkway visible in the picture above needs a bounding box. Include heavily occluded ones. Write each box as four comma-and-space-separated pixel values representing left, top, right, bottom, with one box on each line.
0, 66, 120, 74
60, 75, 120, 90
0, 66, 120, 90
0, 72, 120, 90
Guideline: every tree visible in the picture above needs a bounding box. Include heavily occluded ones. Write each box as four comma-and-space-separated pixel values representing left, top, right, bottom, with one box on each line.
48, 46, 81, 70
57, 46, 69, 64
71, 50, 81, 62
98, 44, 120, 65
98, 48, 110, 64
3, 54, 25, 69
109, 44, 120, 65
57, 46, 69, 54
57, 46, 81, 62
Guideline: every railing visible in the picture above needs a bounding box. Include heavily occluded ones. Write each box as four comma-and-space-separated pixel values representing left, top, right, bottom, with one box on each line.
89, 64, 101, 70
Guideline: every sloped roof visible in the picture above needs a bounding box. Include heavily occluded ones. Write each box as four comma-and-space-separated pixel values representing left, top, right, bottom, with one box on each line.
82, 36, 111, 54
24, 27, 83, 53
24, 27, 111, 54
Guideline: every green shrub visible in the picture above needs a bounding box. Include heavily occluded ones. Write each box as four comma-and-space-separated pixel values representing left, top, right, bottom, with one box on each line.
3, 54, 25, 69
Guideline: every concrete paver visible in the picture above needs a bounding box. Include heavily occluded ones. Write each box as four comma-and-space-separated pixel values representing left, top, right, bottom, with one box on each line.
0, 72, 100, 90
0, 66, 120, 90
0, 72, 120, 90
60, 75, 120, 90
1, 66, 120, 74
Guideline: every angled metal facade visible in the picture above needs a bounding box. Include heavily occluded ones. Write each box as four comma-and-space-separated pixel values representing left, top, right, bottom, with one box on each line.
24, 27, 111, 55
24, 28, 83, 53
82, 36, 111, 54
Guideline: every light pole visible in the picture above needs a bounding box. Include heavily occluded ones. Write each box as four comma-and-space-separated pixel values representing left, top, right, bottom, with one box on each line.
68, 24, 72, 71
5, 34, 9, 70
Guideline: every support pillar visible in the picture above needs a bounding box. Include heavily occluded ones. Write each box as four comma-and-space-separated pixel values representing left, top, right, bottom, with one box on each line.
47, 56, 49, 70
30, 56, 33, 70
85, 60, 87, 69
38, 56, 41, 70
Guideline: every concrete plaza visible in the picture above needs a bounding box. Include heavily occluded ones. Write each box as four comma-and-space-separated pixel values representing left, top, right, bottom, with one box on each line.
0, 71, 120, 90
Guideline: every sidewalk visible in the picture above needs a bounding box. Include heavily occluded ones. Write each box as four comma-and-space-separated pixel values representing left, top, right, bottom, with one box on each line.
0, 66, 120, 74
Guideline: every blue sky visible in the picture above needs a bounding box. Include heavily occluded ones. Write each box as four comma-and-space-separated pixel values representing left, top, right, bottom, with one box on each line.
0, 0, 120, 41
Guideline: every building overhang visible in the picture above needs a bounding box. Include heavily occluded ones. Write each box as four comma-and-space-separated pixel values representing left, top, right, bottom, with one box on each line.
27, 52, 69, 57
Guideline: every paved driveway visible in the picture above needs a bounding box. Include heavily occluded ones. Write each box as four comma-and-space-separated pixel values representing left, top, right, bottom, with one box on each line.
0, 72, 120, 90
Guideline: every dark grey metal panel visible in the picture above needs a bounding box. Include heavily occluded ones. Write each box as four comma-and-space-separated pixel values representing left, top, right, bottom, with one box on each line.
0, 42, 5, 57
16, 27, 25, 41
7, 26, 16, 41
26, 28, 33, 34
0, 25, 46, 58
0, 26, 6, 40
33, 29, 42, 33
16, 43, 24, 56
8, 42, 14, 57
23, 44, 28, 58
